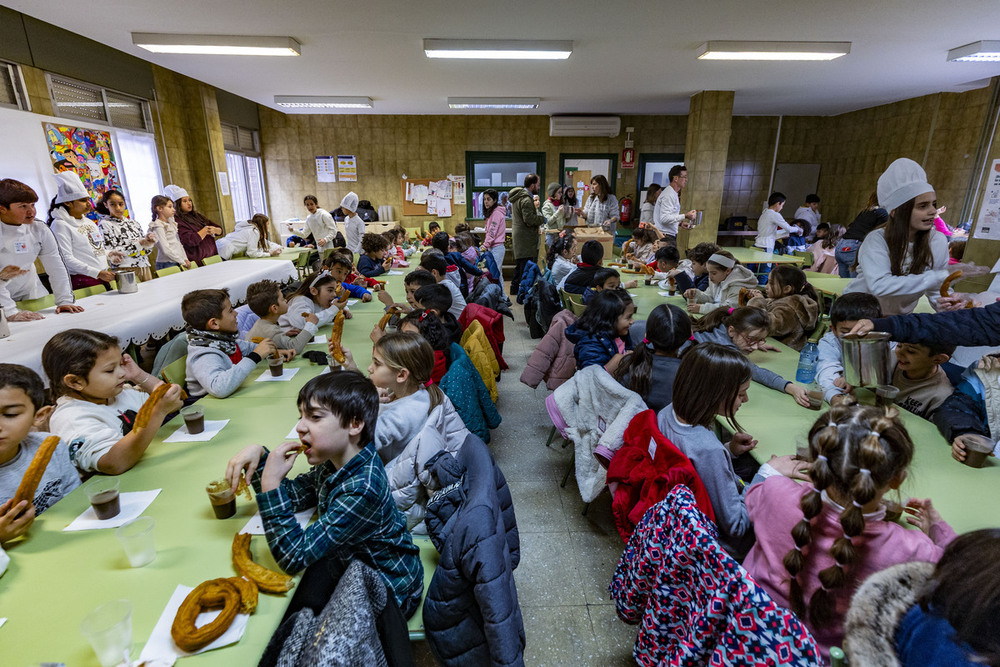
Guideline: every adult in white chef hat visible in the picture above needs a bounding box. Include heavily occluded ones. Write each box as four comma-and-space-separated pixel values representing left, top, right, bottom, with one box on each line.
844, 157, 988, 314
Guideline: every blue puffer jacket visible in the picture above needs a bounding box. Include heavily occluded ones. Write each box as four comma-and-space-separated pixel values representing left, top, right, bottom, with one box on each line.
871, 301, 1000, 346
441, 344, 502, 443
565, 323, 631, 370
516, 260, 540, 305
423, 435, 524, 667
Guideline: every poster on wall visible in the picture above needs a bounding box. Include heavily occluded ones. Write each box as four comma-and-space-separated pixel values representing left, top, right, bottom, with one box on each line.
973, 158, 1000, 242
337, 155, 357, 182
450, 175, 466, 204
316, 156, 337, 182
43, 122, 122, 220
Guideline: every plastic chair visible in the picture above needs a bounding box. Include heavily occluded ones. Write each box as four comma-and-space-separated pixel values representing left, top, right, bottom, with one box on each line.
203, 255, 223, 265
792, 250, 814, 267
406, 535, 440, 641
72, 284, 107, 299
15, 294, 55, 312
564, 292, 587, 317
156, 265, 182, 277
295, 251, 312, 280
159, 355, 187, 387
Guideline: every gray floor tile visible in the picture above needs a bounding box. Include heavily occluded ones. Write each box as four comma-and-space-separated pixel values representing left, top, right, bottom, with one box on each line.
569, 532, 628, 605
513, 533, 586, 606
520, 605, 600, 667
587, 604, 640, 665
507, 478, 569, 532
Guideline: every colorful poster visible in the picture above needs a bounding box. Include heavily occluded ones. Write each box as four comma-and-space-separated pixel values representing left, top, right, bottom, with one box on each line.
315, 156, 337, 183
973, 158, 1000, 242
450, 175, 466, 204
43, 122, 122, 220
337, 155, 357, 182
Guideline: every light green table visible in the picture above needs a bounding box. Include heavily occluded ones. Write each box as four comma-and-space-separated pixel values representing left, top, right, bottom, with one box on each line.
719, 246, 806, 266
0, 273, 437, 665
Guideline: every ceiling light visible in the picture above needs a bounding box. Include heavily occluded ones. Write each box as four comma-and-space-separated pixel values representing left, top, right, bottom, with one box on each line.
448, 97, 540, 109
948, 41, 1000, 62
274, 96, 373, 109
424, 39, 572, 60
696, 41, 850, 61
132, 33, 300, 56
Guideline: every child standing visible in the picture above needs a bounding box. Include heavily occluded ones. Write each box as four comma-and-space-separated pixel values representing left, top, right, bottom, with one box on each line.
816, 293, 885, 404
754, 192, 802, 252
743, 405, 955, 656
565, 289, 635, 371
744, 265, 820, 351
246, 279, 321, 356
44, 329, 183, 474
684, 251, 758, 315
892, 342, 955, 419
225, 371, 424, 617
96, 189, 154, 281
339, 192, 365, 257
541, 182, 573, 247
303, 195, 340, 248
167, 185, 222, 265
279, 271, 352, 332
0, 364, 79, 544
657, 342, 806, 561
47, 172, 115, 289
149, 195, 190, 270
184, 288, 284, 398
480, 189, 508, 273
357, 232, 394, 278
614, 304, 691, 412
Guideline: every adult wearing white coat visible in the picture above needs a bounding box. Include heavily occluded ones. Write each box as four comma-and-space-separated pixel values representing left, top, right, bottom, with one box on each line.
653, 165, 697, 246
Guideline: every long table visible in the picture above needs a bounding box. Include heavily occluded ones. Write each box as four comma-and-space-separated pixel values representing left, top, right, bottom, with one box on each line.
2, 260, 298, 379
719, 246, 806, 265
1, 272, 430, 666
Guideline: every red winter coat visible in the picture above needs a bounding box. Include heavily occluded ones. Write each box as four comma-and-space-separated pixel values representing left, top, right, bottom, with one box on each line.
520, 309, 577, 390
606, 410, 714, 541
459, 303, 507, 370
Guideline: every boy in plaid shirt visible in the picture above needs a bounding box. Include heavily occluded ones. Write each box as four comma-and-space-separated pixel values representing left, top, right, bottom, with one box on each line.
226, 371, 423, 617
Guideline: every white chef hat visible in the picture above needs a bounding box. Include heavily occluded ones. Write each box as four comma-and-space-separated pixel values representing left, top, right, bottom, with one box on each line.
877, 158, 933, 212
340, 192, 359, 213
163, 184, 189, 202
52, 171, 90, 204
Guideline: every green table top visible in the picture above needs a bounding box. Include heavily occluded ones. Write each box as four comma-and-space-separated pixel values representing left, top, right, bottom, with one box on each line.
1, 273, 423, 666
719, 246, 805, 265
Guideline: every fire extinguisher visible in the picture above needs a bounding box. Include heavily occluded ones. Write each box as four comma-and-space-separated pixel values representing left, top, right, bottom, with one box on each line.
619, 195, 632, 224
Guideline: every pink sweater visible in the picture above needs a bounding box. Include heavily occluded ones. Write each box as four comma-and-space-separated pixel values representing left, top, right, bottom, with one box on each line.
483, 208, 507, 249
743, 475, 955, 656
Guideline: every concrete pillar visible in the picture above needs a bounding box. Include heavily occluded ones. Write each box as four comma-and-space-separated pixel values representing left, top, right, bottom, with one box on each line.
677, 91, 734, 252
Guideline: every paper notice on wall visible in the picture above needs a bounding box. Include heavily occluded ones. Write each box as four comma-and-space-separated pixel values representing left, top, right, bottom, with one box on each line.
405, 182, 413, 201
972, 159, 1000, 241
451, 175, 466, 204
337, 155, 357, 182
316, 156, 337, 183
437, 197, 452, 217
412, 184, 428, 204
437, 179, 453, 200
218, 172, 230, 196
426, 195, 437, 215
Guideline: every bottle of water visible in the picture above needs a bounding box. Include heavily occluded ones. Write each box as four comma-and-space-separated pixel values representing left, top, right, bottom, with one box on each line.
796, 341, 819, 383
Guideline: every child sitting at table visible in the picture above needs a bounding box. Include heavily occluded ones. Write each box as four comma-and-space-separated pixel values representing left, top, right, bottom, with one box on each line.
0, 179, 79, 322
613, 304, 691, 412
743, 404, 955, 657
676, 241, 720, 294
565, 289, 635, 371
245, 279, 321, 356
398, 310, 454, 383
684, 251, 758, 315
421, 221, 441, 245
0, 364, 80, 545
382, 229, 408, 267
892, 341, 956, 419
817, 293, 885, 404
430, 231, 484, 289
807, 223, 844, 275
628, 227, 659, 268
320, 253, 373, 301
582, 267, 637, 305
562, 240, 605, 295
413, 284, 463, 343
419, 254, 467, 319
692, 306, 811, 406
44, 329, 183, 473
547, 233, 577, 289
184, 288, 286, 398
744, 265, 820, 351
357, 232, 394, 278
279, 271, 352, 332
149, 195, 190, 271
46, 172, 116, 290
225, 371, 424, 618
948, 239, 966, 265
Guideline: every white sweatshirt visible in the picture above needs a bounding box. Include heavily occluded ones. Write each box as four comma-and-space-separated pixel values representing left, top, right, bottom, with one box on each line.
0, 219, 74, 315
278, 294, 345, 332
149, 217, 188, 265
49, 208, 108, 278
754, 208, 801, 249
216, 220, 282, 259
344, 214, 364, 255
305, 208, 338, 246
50, 388, 146, 473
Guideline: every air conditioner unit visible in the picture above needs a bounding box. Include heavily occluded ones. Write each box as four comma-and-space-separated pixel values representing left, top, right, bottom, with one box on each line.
549, 116, 621, 137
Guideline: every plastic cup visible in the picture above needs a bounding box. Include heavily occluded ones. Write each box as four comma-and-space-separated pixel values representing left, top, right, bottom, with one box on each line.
206, 479, 236, 519
686, 296, 697, 309
326, 355, 342, 372
180, 405, 204, 434
959, 433, 995, 469
268, 356, 284, 377
85, 477, 121, 520
874, 385, 899, 408
807, 389, 824, 410
115, 516, 156, 567
80, 599, 132, 667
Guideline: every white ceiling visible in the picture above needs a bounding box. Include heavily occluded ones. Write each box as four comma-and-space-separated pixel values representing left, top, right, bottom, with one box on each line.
9, 0, 1000, 116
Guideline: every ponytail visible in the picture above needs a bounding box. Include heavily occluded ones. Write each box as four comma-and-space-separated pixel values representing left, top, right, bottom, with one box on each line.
770, 265, 819, 303
373, 332, 443, 411
547, 233, 574, 269
692, 305, 769, 334
613, 304, 690, 397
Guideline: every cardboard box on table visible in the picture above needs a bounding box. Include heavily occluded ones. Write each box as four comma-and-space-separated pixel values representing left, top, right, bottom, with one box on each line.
569, 226, 615, 260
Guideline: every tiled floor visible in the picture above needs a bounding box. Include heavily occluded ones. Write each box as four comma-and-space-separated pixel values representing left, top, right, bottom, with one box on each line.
413, 303, 637, 666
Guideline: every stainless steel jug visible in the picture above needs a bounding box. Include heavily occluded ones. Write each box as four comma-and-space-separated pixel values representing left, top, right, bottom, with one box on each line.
841, 332, 892, 387
114, 268, 139, 294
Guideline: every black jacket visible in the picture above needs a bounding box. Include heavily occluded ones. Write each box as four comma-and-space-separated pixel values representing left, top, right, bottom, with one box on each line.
562, 264, 601, 294
871, 301, 1000, 347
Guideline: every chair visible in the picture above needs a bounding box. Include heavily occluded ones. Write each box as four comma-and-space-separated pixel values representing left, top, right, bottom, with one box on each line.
72, 284, 107, 299
407, 536, 440, 642
156, 265, 182, 277
564, 291, 587, 317
15, 294, 55, 312
159, 355, 187, 387
203, 255, 223, 265
295, 251, 312, 280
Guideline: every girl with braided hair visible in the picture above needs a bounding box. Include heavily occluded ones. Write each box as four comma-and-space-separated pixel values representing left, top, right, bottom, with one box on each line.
743, 404, 956, 657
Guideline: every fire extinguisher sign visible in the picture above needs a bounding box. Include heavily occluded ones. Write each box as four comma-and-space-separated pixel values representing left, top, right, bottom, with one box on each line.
621, 148, 635, 170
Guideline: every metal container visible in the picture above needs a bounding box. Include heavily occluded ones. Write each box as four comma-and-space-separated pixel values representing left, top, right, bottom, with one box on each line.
693, 210, 704, 227
114, 268, 139, 294
841, 332, 892, 388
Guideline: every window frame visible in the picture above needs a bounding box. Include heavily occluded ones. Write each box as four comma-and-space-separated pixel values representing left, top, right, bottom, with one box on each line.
0, 60, 29, 111
558, 153, 618, 194
635, 152, 686, 206
464, 150, 546, 221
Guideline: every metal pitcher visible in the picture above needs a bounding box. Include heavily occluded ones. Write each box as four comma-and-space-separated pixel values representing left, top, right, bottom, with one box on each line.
841, 332, 892, 388
114, 268, 139, 294
0, 309, 9, 339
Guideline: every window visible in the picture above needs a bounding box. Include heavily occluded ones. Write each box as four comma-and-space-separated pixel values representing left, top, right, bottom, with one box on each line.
221, 122, 267, 220
636, 153, 685, 207
116, 130, 163, 232
47, 74, 151, 131
465, 151, 546, 220
559, 153, 618, 205
0, 61, 29, 111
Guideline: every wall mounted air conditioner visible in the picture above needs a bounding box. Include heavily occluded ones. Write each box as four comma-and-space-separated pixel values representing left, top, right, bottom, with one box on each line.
549, 116, 621, 137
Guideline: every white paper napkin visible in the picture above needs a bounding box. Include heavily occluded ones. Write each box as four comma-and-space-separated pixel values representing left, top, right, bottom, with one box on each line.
0, 618, 6, 630
347, 299, 359, 306
387, 270, 404, 275
255, 367, 300, 382
138, 584, 249, 663
658, 291, 677, 297
163, 419, 229, 443
240, 508, 314, 535
63, 489, 161, 531
311, 335, 328, 344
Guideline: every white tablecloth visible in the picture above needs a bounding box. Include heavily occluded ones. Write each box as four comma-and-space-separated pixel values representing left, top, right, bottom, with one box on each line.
1, 259, 297, 378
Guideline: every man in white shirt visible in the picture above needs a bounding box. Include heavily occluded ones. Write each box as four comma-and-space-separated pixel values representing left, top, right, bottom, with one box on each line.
652, 165, 697, 246
0, 179, 82, 321
793, 194, 822, 234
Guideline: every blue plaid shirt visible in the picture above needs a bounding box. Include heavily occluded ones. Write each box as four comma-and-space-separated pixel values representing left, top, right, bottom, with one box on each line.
255, 442, 423, 613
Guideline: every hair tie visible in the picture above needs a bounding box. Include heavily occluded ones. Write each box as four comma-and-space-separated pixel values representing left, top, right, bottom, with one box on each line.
858, 468, 871, 477
816, 455, 828, 462
869, 430, 881, 439
424, 379, 433, 387
688, 335, 695, 341
419, 311, 429, 322
852, 501, 864, 508
827, 422, 837, 429
727, 307, 734, 314
642, 337, 650, 344
793, 544, 803, 552
558, 229, 566, 238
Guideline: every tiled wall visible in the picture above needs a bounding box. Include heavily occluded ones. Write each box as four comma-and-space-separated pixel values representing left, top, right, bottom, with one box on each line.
723, 116, 780, 221
683, 91, 735, 247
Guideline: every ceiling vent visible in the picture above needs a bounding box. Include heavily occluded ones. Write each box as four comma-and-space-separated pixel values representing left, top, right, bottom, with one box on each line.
549, 116, 621, 137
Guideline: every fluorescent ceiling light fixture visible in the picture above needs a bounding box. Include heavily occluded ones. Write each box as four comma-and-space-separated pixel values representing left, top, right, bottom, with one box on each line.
132, 33, 300, 56
448, 97, 540, 109
424, 39, 572, 60
274, 96, 373, 109
948, 40, 1000, 62
696, 41, 850, 61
